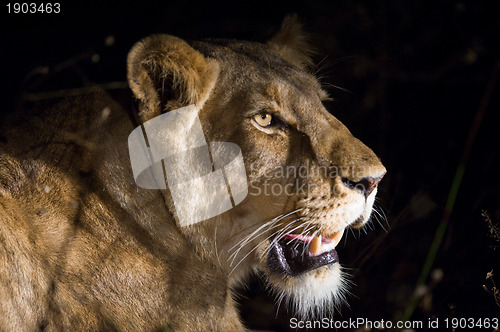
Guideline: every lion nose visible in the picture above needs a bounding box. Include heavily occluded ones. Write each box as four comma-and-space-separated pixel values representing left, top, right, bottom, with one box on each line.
341, 175, 384, 198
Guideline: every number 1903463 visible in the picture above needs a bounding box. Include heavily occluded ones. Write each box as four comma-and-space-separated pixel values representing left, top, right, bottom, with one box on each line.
6, 3, 60, 14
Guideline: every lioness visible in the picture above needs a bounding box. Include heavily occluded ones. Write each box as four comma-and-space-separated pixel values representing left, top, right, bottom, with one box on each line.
0, 17, 385, 331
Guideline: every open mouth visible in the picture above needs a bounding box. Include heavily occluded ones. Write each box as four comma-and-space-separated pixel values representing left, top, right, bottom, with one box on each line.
267, 229, 345, 277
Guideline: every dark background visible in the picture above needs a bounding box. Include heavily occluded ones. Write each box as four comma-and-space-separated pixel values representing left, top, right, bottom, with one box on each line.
1, 1, 499, 331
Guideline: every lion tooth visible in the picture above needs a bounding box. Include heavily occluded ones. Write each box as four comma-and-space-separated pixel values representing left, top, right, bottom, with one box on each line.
309, 235, 322, 255
329, 229, 345, 248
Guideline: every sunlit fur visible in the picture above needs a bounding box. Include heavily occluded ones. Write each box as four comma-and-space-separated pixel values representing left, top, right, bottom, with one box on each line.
0, 16, 386, 331
268, 265, 352, 319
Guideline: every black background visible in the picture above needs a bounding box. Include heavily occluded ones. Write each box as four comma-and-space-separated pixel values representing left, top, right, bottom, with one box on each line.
2, 1, 500, 331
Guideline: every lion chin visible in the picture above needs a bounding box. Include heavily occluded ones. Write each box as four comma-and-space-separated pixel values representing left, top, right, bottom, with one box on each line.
264, 263, 348, 319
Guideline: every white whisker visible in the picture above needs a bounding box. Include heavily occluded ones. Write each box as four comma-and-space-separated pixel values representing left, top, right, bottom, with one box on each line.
228, 210, 306, 275
229, 219, 302, 276
214, 222, 222, 267
290, 221, 316, 251
301, 227, 322, 258
228, 209, 303, 266
228, 218, 278, 266
260, 220, 305, 260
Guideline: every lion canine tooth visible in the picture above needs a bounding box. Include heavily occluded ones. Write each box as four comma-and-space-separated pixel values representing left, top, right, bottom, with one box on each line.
309, 235, 322, 255
330, 229, 345, 248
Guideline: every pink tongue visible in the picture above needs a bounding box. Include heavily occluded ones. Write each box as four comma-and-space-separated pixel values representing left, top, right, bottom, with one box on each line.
283, 234, 314, 243
283, 233, 339, 256
283, 234, 333, 244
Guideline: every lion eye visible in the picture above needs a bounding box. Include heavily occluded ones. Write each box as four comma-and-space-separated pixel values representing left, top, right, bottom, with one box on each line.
253, 113, 273, 127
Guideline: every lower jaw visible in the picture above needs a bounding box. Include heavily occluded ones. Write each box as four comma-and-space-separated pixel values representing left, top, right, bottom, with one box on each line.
267, 237, 339, 277
263, 262, 344, 319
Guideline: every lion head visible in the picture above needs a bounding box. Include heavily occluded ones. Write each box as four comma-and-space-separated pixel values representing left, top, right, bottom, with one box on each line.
127, 16, 386, 319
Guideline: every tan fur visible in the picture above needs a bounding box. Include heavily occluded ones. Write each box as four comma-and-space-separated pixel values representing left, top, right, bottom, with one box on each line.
127, 34, 220, 121
268, 14, 315, 69
0, 17, 385, 331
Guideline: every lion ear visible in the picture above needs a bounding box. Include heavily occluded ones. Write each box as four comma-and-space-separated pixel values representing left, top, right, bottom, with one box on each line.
127, 35, 220, 121
267, 15, 314, 70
